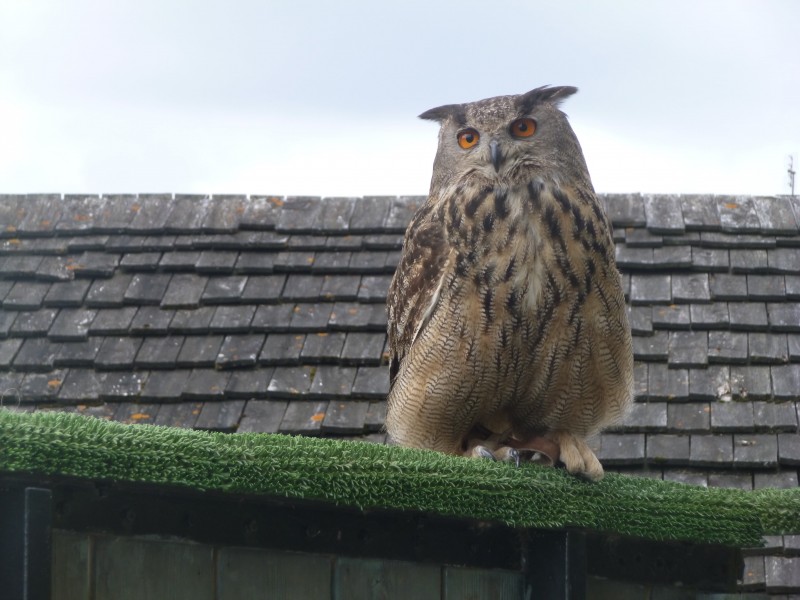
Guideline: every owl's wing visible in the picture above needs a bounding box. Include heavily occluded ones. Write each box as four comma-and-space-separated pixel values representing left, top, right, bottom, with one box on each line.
387, 206, 451, 386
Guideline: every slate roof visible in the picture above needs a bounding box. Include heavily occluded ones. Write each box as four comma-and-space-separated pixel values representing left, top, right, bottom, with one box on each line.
1, 192, 799, 595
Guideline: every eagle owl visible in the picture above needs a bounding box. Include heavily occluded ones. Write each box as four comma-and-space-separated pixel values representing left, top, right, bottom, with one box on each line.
385, 86, 633, 481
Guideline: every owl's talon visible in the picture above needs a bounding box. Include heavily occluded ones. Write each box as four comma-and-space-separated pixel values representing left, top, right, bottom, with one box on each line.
494, 446, 521, 467
470, 445, 497, 461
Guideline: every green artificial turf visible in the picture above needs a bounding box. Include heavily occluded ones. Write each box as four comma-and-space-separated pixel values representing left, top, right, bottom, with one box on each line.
1, 409, 799, 547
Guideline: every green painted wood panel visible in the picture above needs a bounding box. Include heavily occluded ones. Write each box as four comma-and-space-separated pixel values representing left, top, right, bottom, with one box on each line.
52, 530, 90, 600
93, 535, 214, 600
217, 546, 332, 600
443, 566, 523, 600
334, 557, 440, 600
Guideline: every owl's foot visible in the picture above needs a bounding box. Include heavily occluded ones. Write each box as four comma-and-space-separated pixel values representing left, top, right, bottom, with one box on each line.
469, 444, 520, 466
545, 431, 604, 482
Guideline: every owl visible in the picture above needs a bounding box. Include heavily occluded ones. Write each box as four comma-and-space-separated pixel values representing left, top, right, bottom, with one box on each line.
385, 86, 633, 481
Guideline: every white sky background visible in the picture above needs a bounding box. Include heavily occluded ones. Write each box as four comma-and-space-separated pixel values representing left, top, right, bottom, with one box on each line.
0, 0, 798, 197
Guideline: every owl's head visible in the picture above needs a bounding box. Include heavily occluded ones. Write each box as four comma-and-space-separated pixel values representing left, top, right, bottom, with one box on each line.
420, 86, 589, 192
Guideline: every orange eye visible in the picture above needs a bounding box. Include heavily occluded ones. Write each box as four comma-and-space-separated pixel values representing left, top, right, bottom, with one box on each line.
457, 128, 480, 149
510, 118, 536, 138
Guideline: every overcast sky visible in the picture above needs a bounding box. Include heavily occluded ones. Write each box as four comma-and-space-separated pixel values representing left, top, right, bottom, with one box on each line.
1, 1, 798, 197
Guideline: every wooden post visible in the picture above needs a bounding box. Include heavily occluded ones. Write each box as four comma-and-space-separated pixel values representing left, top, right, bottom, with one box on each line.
522, 530, 586, 599
0, 485, 53, 600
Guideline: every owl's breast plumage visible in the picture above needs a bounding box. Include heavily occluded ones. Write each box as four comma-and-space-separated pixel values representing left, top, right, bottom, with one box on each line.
386, 176, 633, 448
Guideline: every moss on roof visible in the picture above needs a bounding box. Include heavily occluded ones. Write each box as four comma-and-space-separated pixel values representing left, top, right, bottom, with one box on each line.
1, 409, 798, 548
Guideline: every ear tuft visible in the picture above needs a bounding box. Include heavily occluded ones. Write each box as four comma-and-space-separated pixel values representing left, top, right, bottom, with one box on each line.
518, 86, 578, 113
418, 103, 464, 123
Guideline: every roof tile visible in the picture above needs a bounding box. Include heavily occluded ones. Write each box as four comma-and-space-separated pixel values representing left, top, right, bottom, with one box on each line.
267, 366, 314, 397
632, 331, 669, 362
612, 402, 667, 431
139, 370, 191, 402
351, 366, 389, 399
168, 306, 215, 334
667, 403, 709, 432
730, 248, 769, 274
667, 331, 708, 367
308, 365, 357, 399
134, 336, 184, 369
278, 399, 328, 435
289, 303, 334, 331
209, 305, 256, 333
216, 334, 265, 369
176, 335, 223, 368
48, 308, 97, 341
604, 194, 645, 227
181, 368, 230, 400
595, 433, 645, 465
86, 274, 133, 307
19, 370, 65, 402
772, 365, 800, 401
12, 338, 59, 371
123, 273, 172, 305
647, 363, 688, 401
753, 196, 799, 235
322, 400, 369, 434
201, 275, 247, 304
707, 472, 752, 490
240, 275, 286, 303
680, 194, 720, 230
276, 197, 324, 233
130, 307, 174, 335
57, 369, 102, 403
3, 282, 51, 310
688, 365, 730, 401
777, 432, 800, 466
224, 368, 272, 399
364, 400, 387, 432
239, 196, 282, 230
250, 304, 295, 332
753, 401, 798, 432
237, 399, 287, 433
43, 279, 91, 307
54, 338, 104, 368
718, 196, 761, 233
10, 308, 59, 337
728, 302, 769, 332
646, 433, 690, 464
161, 274, 207, 308
708, 331, 748, 365
730, 365, 773, 400
767, 303, 800, 332
300, 332, 346, 363
690, 247, 729, 272
89, 307, 138, 335
629, 275, 671, 305
733, 434, 778, 468
161, 195, 210, 233
671, 274, 710, 303
689, 434, 733, 467
349, 197, 392, 233
643, 194, 684, 233
711, 401, 754, 432
383, 197, 423, 232
689, 303, 729, 329
652, 305, 690, 330
128, 194, 173, 233
99, 371, 148, 402
152, 401, 202, 428
259, 334, 306, 366
95, 337, 142, 370
194, 399, 246, 431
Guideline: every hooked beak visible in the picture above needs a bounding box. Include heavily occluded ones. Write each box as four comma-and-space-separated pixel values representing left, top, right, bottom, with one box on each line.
489, 139, 502, 172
